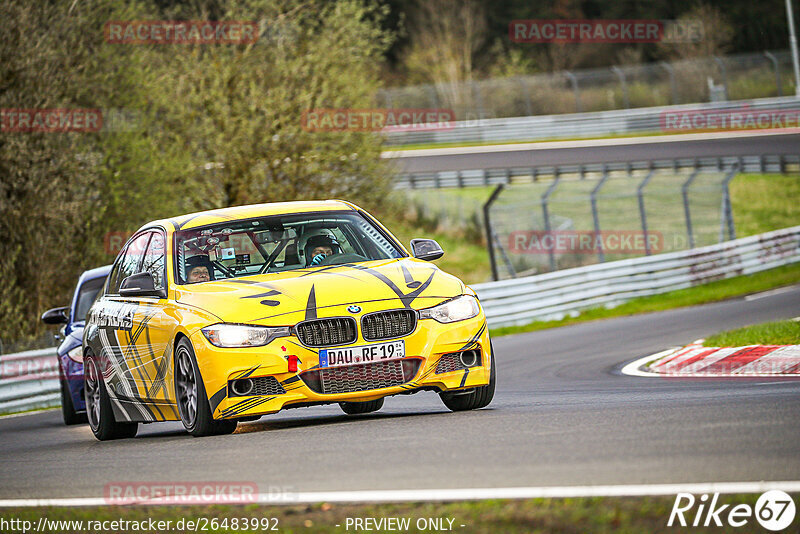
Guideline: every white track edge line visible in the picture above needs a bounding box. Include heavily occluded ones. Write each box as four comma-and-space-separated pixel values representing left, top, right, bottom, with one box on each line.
620, 348, 679, 377
3, 482, 800, 507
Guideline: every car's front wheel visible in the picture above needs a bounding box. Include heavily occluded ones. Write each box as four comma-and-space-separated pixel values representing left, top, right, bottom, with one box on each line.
339, 398, 384, 415
60, 376, 87, 425
440, 343, 496, 412
85, 354, 138, 440
175, 338, 237, 437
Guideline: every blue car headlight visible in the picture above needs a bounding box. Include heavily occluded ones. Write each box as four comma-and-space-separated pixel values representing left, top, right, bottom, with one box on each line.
419, 295, 480, 323
202, 323, 291, 348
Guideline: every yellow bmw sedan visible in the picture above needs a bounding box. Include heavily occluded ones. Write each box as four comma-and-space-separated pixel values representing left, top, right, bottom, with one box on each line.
83, 200, 494, 440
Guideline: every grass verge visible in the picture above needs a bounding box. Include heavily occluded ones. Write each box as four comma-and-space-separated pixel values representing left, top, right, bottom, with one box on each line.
490, 262, 800, 338
3, 494, 796, 533
704, 319, 800, 347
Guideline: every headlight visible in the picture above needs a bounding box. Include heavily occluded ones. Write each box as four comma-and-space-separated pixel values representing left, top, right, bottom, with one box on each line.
67, 346, 83, 363
419, 295, 480, 323
201, 324, 291, 348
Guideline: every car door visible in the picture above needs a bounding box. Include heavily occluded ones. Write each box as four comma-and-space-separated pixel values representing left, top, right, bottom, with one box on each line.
129, 230, 176, 415
97, 232, 153, 414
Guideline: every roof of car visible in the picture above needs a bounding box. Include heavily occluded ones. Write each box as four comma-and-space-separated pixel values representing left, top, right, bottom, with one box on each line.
79, 264, 113, 282
141, 200, 358, 233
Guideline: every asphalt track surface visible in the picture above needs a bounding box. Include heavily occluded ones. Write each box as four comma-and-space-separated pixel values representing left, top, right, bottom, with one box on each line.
389, 132, 800, 173
1, 286, 799, 500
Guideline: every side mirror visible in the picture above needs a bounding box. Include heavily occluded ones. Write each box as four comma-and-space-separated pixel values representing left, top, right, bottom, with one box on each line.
410, 239, 444, 261
41, 306, 69, 325
120, 272, 163, 298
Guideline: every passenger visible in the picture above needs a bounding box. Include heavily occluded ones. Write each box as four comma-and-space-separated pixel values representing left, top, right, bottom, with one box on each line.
185, 255, 213, 283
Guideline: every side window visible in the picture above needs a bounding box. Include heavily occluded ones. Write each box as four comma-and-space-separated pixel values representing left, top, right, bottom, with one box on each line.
106, 260, 123, 295
142, 231, 166, 290
108, 233, 152, 294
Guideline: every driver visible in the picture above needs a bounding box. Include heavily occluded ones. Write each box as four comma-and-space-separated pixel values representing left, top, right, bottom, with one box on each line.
185, 255, 214, 283
304, 235, 341, 266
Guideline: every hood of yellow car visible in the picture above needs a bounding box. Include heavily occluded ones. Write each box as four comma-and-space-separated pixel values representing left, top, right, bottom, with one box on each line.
174, 258, 465, 325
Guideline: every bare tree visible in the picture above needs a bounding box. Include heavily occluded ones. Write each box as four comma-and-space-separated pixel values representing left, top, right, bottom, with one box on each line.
402, 0, 487, 113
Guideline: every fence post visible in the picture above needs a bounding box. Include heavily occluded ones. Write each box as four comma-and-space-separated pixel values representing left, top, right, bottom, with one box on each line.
565, 71, 581, 112
713, 56, 729, 101
591, 167, 610, 262
682, 169, 701, 249
541, 176, 561, 271
426, 85, 440, 108
516, 76, 534, 116
471, 81, 485, 119
611, 66, 630, 109
721, 162, 739, 241
484, 184, 505, 281
660, 61, 678, 105
637, 169, 656, 255
764, 51, 783, 97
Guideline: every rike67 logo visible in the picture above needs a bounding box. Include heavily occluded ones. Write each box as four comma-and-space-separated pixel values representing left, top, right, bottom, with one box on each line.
669, 491, 796, 530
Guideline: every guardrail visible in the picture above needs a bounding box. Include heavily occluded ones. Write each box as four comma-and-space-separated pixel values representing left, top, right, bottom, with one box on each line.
473, 226, 800, 328
384, 96, 800, 147
0, 348, 59, 414
395, 154, 800, 189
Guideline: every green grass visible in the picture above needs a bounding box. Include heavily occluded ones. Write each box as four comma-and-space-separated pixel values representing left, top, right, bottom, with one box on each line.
3, 494, 796, 533
730, 173, 800, 236
490, 262, 800, 338
704, 320, 800, 347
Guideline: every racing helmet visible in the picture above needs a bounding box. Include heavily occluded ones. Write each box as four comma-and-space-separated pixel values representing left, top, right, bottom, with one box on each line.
300, 229, 341, 265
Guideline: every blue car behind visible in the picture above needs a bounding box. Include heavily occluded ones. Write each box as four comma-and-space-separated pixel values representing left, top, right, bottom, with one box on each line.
41, 265, 111, 425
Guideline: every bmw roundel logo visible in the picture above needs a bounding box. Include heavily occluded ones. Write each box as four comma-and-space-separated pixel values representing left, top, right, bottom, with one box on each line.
347, 305, 361, 314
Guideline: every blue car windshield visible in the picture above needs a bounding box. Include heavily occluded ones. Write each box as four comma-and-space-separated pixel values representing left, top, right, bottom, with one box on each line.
74, 277, 106, 322
174, 211, 404, 284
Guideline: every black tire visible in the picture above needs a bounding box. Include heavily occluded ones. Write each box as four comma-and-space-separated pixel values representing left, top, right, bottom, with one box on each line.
175, 338, 237, 437
60, 377, 87, 425
339, 397, 384, 415
84, 355, 138, 440
440, 341, 496, 412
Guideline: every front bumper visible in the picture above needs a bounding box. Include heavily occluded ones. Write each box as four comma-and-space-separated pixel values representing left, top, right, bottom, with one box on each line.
191, 313, 491, 420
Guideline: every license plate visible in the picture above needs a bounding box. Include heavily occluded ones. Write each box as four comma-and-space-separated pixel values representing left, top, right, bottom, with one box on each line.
319, 340, 405, 368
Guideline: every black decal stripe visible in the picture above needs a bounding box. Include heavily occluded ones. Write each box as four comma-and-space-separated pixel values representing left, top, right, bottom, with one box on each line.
457, 322, 486, 352
217, 397, 260, 417
281, 375, 301, 385
460, 368, 470, 387
241, 290, 281, 299
219, 396, 276, 418
305, 285, 317, 320
209, 386, 228, 413
349, 264, 437, 308
248, 295, 455, 322
237, 366, 260, 379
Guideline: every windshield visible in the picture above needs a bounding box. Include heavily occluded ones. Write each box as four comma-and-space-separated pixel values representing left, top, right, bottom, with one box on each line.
174, 211, 404, 284
74, 276, 106, 322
